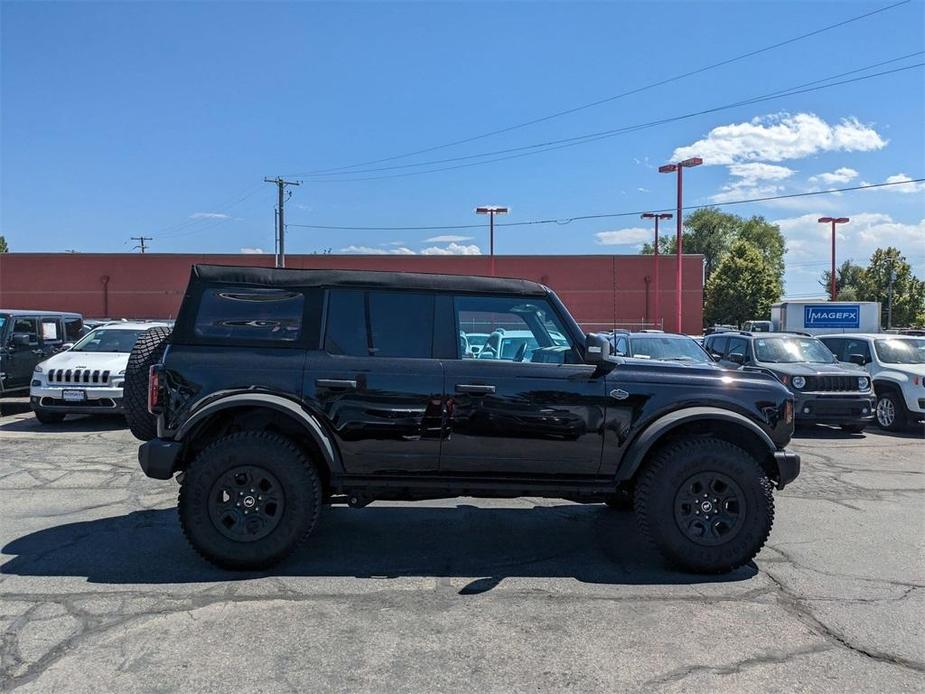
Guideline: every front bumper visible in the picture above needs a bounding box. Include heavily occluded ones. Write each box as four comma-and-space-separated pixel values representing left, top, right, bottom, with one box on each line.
138, 438, 183, 480
793, 393, 875, 424
30, 384, 125, 414
773, 449, 801, 489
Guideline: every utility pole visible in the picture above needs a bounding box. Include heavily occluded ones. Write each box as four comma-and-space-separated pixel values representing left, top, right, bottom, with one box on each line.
658, 157, 702, 333
818, 217, 850, 300
131, 236, 153, 253
265, 177, 301, 268
887, 258, 897, 330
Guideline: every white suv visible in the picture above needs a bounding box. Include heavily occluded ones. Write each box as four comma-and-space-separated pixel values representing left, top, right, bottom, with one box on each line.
818, 334, 925, 431
30, 322, 169, 424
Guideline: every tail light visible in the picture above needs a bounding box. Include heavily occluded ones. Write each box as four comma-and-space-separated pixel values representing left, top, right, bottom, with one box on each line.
784, 400, 794, 425
147, 365, 161, 415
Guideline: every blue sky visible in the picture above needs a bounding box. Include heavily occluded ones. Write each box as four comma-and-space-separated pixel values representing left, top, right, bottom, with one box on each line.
2, 0, 923, 296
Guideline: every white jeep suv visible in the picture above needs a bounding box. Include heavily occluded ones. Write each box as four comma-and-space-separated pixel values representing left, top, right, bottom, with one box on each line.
30, 322, 169, 424
818, 334, 925, 431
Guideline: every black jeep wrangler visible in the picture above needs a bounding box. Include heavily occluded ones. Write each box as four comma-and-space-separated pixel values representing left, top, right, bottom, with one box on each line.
130, 265, 800, 573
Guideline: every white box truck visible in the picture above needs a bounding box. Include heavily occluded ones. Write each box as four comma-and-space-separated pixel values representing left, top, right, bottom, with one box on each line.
770, 301, 881, 335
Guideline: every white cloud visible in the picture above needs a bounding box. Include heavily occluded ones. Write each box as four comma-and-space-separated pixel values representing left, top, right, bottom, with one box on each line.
774, 212, 925, 294
709, 162, 794, 203
808, 167, 858, 185
191, 212, 231, 220
774, 212, 925, 263
338, 242, 481, 256
339, 245, 416, 255
422, 235, 474, 243
671, 113, 886, 166
240, 247, 265, 254
421, 242, 482, 255
636, 187, 650, 193
595, 227, 652, 246
861, 173, 925, 194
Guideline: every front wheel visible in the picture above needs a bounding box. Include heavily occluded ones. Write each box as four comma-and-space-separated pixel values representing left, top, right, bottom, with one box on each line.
634, 437, 774, 574
875, 391, 907, 432
33, 408, 65, 424
840, 423, 867, 434
179, 431, 322, 570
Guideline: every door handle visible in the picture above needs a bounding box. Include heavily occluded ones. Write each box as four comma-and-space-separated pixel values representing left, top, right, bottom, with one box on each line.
315, 379, 357, 390
456, 384, 495, 394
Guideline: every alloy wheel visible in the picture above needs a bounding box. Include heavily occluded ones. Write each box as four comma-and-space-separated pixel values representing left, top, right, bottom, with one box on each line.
673, 471, 747, 546
207, 465, 285, 542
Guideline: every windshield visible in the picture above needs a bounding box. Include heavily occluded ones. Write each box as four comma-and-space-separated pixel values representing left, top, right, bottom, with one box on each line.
466, 333, 489, 347
71, 328, 144, 353
755, 337, 834, 364
875, 338, 925, 364
629, 336, 711, 363
500, 336, 539, 360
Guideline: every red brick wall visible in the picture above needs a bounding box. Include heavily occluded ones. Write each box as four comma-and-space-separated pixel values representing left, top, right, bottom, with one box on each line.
0, 253, 705, 333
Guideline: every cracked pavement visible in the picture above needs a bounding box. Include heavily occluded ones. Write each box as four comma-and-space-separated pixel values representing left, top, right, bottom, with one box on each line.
0, 407, 922, 692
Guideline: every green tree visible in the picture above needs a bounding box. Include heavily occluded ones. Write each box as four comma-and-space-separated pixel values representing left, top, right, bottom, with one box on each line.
0, 235, 8, 253
641, 208, 786, 283
820, 260, 867, 300
703, 240, 781, 326
859, 248, 925, 327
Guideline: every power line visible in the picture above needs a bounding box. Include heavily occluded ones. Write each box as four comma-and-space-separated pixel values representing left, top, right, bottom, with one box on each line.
297, 0, 911, 176
285, 178, 925, 231
296, 59, 924, 182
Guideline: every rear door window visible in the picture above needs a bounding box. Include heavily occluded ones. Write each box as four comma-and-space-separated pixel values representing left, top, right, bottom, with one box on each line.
706, 336, 727, 358
64, 317, 84, 342
726, 337, 749, 361
323, 289, 435, 359
41, 317, 63, 346
194, 287, 306, 343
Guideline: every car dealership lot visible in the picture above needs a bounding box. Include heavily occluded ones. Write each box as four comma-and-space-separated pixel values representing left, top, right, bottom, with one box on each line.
0, 411, 922, 692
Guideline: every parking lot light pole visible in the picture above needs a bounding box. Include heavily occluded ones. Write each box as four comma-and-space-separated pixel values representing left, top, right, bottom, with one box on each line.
658, 157, 701, 333
818, 216, 850, 300
641, 212, 673, 329
475, 206, 509, 276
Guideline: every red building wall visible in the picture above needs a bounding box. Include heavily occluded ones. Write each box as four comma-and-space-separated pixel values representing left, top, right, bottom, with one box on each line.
0, 253, 705, 333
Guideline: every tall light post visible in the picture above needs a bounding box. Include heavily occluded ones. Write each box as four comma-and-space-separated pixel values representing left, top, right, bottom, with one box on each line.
818, 216, 850, 300
475, 205, 509, 276
658, 157, 702, 332
641, 212, 673, 329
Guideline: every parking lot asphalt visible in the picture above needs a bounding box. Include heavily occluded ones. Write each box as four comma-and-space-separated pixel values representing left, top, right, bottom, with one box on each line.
0, 406, 922, 693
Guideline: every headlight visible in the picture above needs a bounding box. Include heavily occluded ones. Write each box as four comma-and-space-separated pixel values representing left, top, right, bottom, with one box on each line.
858, 376, 870, 390
792, 376, 806, 389
33, 365, 43, 373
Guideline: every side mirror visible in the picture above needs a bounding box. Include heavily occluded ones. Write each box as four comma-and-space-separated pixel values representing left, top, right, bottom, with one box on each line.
584, 333, 613, 367
11, 333, 33, 349
59, 342, 75, 351
848, 353, 867, 366
727, 352, 745, 365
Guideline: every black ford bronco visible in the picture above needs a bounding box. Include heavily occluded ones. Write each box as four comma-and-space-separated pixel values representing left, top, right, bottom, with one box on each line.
129, 265, 800, 573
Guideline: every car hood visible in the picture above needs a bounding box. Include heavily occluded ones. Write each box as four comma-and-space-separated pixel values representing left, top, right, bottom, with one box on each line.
880, 363, 925, 377
757, 362, 864, 376
622, 357, 721, 369
39, 350, 130, 373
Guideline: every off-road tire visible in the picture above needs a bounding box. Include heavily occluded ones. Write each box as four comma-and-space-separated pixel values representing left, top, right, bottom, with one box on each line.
634, 437, 774, 574
33, 407, 65, 424
875, 390, 907, 432
178, 431, 322, 570
124, 326, 171, 441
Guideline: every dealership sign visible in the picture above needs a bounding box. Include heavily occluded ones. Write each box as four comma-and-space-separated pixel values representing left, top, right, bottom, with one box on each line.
804, 304, 860, 328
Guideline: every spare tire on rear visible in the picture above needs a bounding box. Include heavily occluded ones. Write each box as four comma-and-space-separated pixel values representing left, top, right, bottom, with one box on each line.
124, 326, 172, 441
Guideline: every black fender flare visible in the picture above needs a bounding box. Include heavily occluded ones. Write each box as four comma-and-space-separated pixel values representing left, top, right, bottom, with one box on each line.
174, 393, 341, 473
615, 406, 777, 483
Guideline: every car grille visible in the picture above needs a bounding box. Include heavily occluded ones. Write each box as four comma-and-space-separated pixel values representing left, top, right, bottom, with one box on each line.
805, 375, 860, 392
47, 368, 112, 385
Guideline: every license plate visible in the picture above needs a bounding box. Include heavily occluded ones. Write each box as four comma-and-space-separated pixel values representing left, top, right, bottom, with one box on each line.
61, 389, 86, 402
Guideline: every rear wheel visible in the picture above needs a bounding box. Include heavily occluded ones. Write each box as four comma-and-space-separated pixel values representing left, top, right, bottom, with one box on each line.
875, 391, 907, 432
33, 407, 65, 424
634, 437, 774, 574
179, 431, 322, 570
123, 326, 171, 441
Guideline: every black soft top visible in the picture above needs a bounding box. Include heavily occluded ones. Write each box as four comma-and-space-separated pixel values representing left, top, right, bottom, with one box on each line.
190, 264, 549, 296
